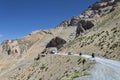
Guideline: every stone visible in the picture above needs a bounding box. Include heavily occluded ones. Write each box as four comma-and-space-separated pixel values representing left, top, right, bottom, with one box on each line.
46, 37, 66, 49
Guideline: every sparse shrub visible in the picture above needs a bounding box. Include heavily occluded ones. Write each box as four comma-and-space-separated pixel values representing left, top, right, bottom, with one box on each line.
110, 42, 119, 49
77, 58, 82, 65
50, 74, 53, 77
105, 51, 109, 53
45, 67, 48, 71
108, 51, 112, 54
40, 64, 46, 70
39, 78, 42, 80
66, 58, 71, 62
97, 33, 101, 37
78, 36, 86, 41
97, 7, 120, 28
82, 68, 87, 71
71, 72, 79, 79
105, 31, 109, 36
101, 31, 105, 34
64, 71, 68, 74
106, 43, 110, 48
65, 74, 69, 77
111, 27, 117, 32
81, 72, 90, 76
27, 74, 32, 80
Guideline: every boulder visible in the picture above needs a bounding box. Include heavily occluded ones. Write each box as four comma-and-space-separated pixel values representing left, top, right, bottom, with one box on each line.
76, 23, 85, 36
46, 37, 66, 49
76, 20, 94, 37
80, 20, 94, 30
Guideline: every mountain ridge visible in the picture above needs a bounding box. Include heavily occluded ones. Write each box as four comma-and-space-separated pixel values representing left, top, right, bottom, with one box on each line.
0, 0, 120, 80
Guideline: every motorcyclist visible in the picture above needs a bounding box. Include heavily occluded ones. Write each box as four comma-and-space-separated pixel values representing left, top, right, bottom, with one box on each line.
82, 59, 86, 64
79, 52, 82, 56
92, 53, 95, 58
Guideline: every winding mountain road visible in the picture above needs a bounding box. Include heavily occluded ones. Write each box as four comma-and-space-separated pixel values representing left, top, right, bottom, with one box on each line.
57, 53, 120, 80
57, 53, 120, 69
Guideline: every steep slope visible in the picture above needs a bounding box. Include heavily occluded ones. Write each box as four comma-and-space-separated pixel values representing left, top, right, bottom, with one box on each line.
0, 0, 120, 80
0, 26, 77, 76
1, 55, 95, 80
60, 5, 120, 60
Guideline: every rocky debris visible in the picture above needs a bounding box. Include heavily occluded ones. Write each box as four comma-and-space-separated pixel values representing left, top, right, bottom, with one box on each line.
46, 37, 66, 49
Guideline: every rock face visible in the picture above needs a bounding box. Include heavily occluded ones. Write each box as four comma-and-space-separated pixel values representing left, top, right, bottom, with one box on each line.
46, 37, 66, 49
79, 20, 94, 30
1, 40, 20, 56
69, 16, 80, 26
0, 38, 33, 56
57, 0, 119, 36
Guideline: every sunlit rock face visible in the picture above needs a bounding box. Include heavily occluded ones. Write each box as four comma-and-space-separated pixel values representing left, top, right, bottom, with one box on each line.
56, 0, 119, 38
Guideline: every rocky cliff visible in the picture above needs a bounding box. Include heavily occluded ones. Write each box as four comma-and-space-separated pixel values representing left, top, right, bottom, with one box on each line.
57, 0, 120, 35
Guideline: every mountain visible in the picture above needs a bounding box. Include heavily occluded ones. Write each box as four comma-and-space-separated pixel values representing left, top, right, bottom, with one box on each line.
0, 0, 120, 80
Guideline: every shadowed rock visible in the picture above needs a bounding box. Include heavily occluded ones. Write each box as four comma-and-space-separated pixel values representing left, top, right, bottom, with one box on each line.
76, 20, 94, 37
80, 20, 94, 30
46, 37, 66, 49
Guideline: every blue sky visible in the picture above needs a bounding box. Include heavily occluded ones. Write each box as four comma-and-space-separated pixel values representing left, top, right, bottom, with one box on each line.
0, 0, 99, 43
